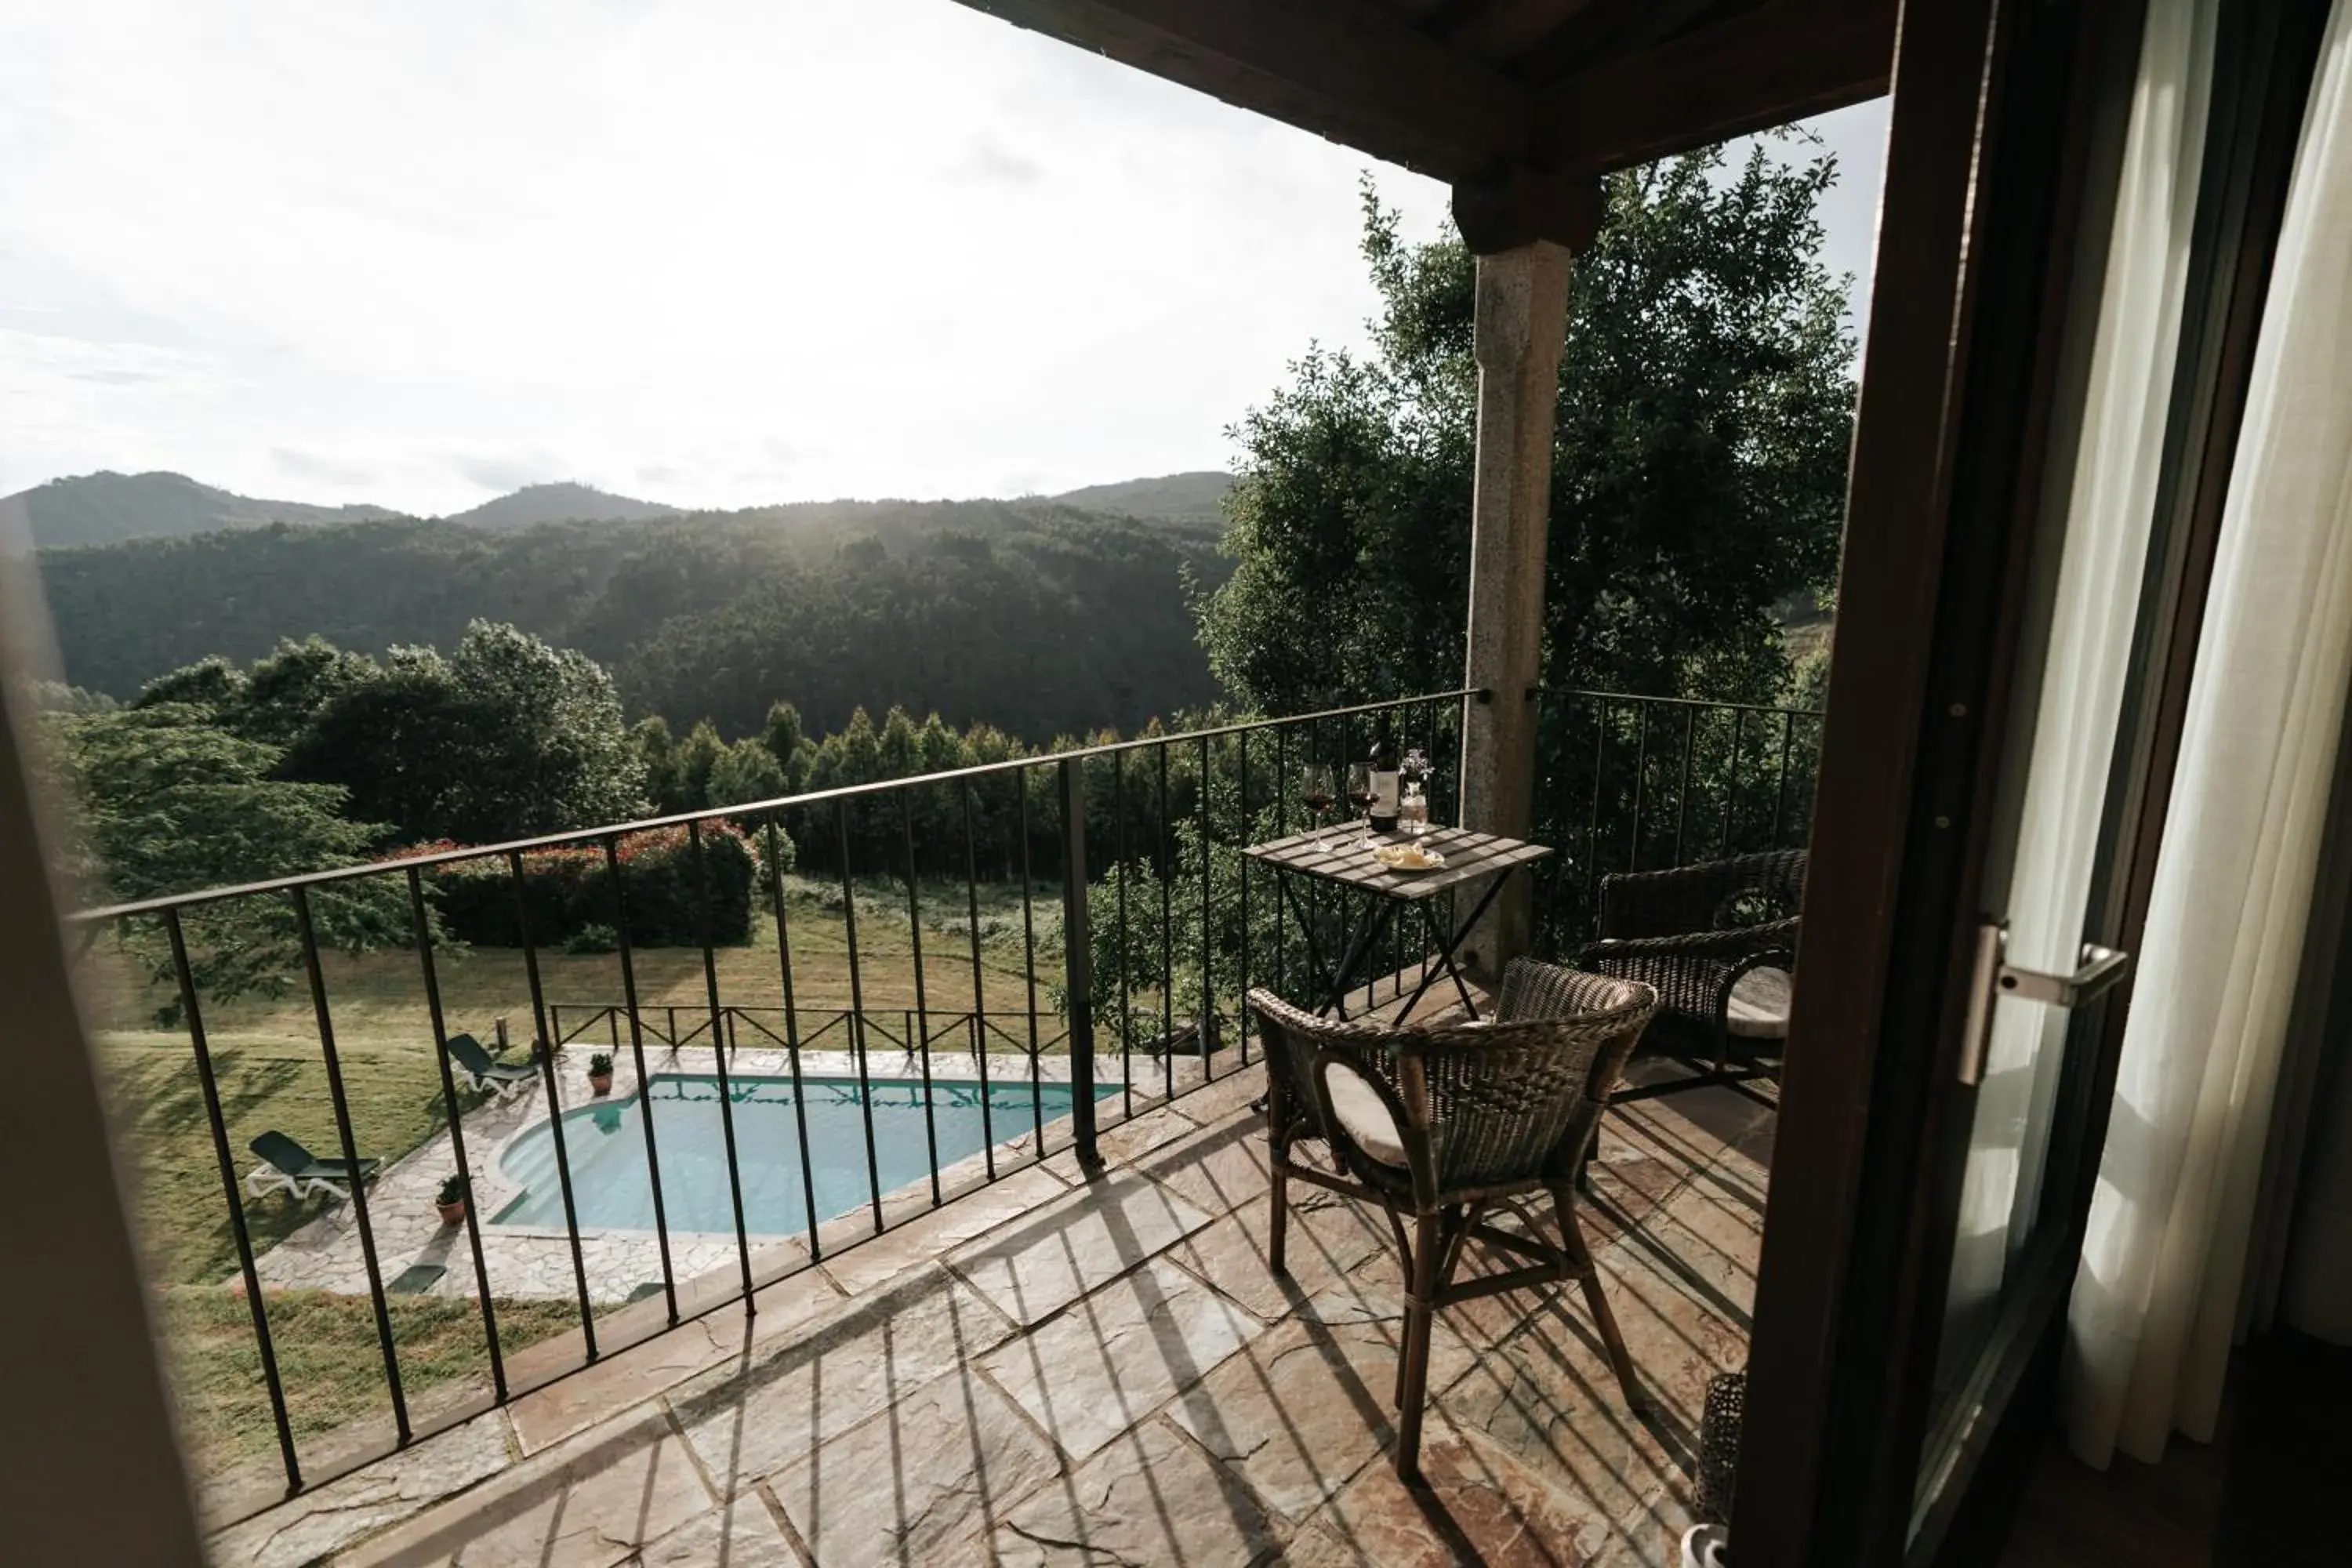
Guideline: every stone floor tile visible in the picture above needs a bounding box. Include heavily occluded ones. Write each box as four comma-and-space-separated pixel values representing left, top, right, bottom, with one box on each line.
347, 1412, 711, 1567
1660, 1169, 1766, 1276
766, 1365, 1061, 1566
986, 1416, 1285, 1567
1287, 1414, 1617, 1568
1336, 1232, 1559, 1356
980, 1254, 1265, 1462
816, 1163, 1069, 1297
1131, 1116, 1276, 1220
508, 1313, 747, 1454
947, 1171, 1213, 1327
1436, 1320, 1685, 1531
1607, 1472, 1700, 1568
746, 1265, 853, 1346
1162, 1312, 1476, 1525
1069, 1100, 1203, 1171
1173, 1062, 1268, 1125
1607, 1203, 1759, 1335
1574, 1239, 1750, 1433
634, 1492, 802, 1566
1161, 1182, 1388, 1323
667, 1266, 1015, 1490
207, 1414, 514, 1568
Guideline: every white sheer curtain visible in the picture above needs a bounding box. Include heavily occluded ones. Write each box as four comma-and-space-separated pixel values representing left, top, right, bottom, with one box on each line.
1944, 0, 2214, 1326
2066, 0, 2352, 1466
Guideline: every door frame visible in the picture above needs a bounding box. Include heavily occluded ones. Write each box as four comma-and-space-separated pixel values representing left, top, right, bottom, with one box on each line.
1732, 0, 2144, 1562
1733, 0, 2336, 1562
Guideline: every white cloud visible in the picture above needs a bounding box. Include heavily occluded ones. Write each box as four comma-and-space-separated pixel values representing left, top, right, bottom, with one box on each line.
0, 1, 1886, 516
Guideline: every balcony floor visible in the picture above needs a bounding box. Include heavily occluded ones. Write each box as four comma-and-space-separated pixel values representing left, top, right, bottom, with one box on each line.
209, 1058, 1772, 1567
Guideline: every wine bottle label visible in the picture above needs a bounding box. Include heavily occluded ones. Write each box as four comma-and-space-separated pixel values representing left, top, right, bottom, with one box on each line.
1370, 771, 1400, 819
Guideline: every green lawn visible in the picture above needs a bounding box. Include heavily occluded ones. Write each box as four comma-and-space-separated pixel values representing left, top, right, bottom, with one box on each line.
158, 1287, 582, 1483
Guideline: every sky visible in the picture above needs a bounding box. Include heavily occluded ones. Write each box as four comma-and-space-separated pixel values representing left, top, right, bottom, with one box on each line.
0, 0, 1890, 517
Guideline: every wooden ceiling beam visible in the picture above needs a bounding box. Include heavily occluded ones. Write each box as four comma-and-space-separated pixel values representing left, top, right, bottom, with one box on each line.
1533, 0, 1897, 176
1514, 0, 1751, 87
951, 0, 1533, 180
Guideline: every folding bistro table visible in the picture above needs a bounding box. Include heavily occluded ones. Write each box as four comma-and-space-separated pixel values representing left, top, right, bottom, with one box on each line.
1242, 826, 1555, 1024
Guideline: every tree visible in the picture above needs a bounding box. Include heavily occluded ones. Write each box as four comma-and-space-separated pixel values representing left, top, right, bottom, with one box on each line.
281, 622, 649, 843
669, 721, 728, 813
633, 716, 683, 813
708, 738, 786, 808
133, 655, 243, 713
763, 701, 815, 792
1199, 147, 1856, 714
43, 704, 413, 1015
232, 636, 379, 746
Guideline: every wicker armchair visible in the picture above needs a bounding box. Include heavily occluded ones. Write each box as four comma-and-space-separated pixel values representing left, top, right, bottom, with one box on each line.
1577, 848, 1804, 1105
1249, 960, 1658, 1479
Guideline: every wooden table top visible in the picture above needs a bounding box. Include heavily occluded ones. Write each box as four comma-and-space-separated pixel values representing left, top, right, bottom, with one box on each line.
1241, 825, 1553, 902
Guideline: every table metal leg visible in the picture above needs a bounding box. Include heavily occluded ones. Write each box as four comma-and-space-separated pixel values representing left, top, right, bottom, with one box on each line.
1391, 869, 1515, 1023
1323, 899, 1398, 1020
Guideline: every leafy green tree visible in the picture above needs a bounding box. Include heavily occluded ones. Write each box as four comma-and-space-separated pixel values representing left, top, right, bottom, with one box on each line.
633, 716, 682, 813
670, 721, 728, 813
43, 705, 413, 1014
281, 622, 648, 843
133, 655, 244, 713
232, 636, 379, 746
708, 737, 786, 808
763, 701, 815, 792
1200, 147, 1855, 713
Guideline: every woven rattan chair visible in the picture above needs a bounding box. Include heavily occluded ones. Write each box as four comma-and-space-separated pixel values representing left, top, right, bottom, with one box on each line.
1577, 848, 1804, 1109
1250, 960, 1659, 1479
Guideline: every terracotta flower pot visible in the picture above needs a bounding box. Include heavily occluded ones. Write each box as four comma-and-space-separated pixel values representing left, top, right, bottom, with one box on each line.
590, 1072, 615, 1097
437, 1198, 467, 1226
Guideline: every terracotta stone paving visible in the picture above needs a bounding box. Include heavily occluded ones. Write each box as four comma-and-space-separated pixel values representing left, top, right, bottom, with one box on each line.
209, 1054, 1770, 1567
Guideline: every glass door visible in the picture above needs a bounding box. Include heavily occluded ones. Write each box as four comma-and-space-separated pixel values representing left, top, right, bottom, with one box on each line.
1914, 1, 2216, 1523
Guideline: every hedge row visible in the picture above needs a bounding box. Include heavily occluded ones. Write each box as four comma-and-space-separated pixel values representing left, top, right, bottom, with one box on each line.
409, 821, 764, 948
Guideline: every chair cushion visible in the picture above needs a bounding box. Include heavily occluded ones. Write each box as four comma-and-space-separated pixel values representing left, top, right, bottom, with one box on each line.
1726, 967, 1793, 1038
1322, 1062, 1408, 1167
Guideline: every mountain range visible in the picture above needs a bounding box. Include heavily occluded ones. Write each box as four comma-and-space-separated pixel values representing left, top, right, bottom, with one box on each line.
2, 468, 1232, 550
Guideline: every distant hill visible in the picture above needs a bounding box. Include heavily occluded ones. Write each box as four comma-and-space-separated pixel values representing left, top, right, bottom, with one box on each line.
37, 499, 1232, 740
5, 469, 1228, 549
442, 481, 678, 529
2, 471, 402, 549
1047, 471, 1230, 527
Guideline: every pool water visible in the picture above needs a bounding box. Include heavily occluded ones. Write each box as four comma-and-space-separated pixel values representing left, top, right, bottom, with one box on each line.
492, 1074, 1111, 1236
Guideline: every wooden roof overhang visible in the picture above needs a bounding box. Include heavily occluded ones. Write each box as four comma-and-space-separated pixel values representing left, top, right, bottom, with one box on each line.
954, 0, 1898, 249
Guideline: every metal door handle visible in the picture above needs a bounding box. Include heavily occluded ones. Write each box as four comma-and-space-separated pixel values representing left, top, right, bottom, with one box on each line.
1956, 925, 2132, 1087
1997, 944, 2131, 1007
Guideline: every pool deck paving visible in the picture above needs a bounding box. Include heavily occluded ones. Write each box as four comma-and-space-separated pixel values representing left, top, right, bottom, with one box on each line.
205, 1051, 1773, 1567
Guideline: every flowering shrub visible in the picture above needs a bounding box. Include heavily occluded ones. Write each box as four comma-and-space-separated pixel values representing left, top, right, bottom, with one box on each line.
397, 821, 760, 948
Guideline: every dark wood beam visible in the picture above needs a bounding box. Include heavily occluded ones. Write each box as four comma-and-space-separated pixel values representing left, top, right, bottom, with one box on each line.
1514, 0, 1755, 86
952, 0, 1533, 180
1533, 0, 1898, 177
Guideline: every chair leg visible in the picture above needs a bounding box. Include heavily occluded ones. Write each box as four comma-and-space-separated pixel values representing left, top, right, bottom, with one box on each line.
1555, 1189, 1646, 1414
1393, 1210, 1443, 1483
1269, 1163, 1290, 1277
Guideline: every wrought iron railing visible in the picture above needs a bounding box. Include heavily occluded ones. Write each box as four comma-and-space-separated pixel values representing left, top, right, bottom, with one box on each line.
67, 683, 1816, 1520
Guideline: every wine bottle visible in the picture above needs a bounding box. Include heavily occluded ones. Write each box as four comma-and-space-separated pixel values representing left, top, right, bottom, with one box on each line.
1367, 718, 1400, 833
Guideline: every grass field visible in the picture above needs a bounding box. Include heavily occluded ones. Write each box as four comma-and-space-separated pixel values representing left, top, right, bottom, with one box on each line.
85, 877, 1085, 1495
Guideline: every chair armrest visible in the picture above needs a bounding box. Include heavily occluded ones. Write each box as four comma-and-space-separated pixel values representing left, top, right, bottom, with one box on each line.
1581, 920, 1796, 1029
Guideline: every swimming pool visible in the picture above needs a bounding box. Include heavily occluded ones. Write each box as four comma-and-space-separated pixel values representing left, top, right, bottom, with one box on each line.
491, 1073, 1112, 1236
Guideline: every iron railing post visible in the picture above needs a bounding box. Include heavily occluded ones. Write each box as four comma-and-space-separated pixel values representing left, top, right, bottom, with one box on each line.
1058, 755, 1102, 1171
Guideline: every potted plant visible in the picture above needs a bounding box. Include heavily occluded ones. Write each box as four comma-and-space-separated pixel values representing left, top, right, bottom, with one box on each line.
588, 1051, 615, 1096
436, 1172, 469, 1226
